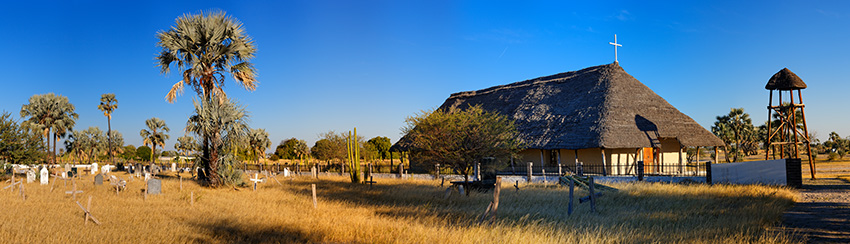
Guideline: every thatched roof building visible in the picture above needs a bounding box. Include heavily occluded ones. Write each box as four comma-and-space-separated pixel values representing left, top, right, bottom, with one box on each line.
395, 63, 723, 175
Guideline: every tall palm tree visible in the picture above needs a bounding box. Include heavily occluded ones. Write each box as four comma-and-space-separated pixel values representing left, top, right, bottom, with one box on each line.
248, 128, 271, 165
156, 11, 257, 185
140, 118, 169, 164
21, 94, 51, 161
156, 10, 258, 104
98, 93, 118, 165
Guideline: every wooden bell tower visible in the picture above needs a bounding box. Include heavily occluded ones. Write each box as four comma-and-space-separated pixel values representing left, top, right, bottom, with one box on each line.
765, 68, 815, 179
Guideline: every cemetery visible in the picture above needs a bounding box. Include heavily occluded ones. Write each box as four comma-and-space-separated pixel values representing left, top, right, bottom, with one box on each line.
0, 162, 799, 243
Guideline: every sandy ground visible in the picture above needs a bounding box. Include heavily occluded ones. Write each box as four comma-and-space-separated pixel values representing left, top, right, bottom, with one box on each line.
781, 164, 850, 243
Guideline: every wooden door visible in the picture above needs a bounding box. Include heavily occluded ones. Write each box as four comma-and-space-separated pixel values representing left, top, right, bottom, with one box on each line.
643, 147, 655, 173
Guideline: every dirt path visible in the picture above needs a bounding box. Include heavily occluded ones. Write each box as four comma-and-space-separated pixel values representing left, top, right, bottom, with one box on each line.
782, 177, 850, 243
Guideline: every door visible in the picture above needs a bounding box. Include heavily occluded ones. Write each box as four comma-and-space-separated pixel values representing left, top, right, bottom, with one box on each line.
643, 147, 655, 174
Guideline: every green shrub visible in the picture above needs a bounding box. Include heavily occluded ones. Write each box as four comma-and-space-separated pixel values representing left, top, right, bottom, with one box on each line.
828, 152, 839, 161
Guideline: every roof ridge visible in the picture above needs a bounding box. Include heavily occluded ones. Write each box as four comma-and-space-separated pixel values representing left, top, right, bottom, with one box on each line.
447, 63, 620, 99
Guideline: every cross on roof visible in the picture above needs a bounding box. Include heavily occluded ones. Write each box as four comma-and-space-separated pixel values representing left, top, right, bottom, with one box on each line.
609, 34, 622, 63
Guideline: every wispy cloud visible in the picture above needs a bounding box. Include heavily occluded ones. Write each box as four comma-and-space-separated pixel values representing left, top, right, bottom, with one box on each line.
614, 10, 633, 21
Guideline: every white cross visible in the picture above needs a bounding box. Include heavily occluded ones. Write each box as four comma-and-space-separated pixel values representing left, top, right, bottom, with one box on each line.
609, 34, 622, 63
250, 173, 264, 191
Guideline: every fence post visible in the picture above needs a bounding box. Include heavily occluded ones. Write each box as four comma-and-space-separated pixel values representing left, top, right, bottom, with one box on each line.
706, 161, 712, 185
527, 162, 533, 184
577, 162, 583, 176
558, 163, 562, 176
637, 160, 644, 181
567, 177, 574, 215
435, 164, 440, 179
398, 163, 404, 179
474, 163, 480, 181
589, 177, 597, 213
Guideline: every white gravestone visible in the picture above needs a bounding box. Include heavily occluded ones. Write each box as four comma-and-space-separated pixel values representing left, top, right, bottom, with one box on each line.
26, 170, 35, 183
172, 163, 177, 172
91, 163, 98, 175
283, 168, 290, 177
101, 165, 110, 174
144, 172, 151, 182
40, 167, 49, 185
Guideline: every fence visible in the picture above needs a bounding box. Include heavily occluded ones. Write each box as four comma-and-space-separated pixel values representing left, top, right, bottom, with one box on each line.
496, 161, 707, 178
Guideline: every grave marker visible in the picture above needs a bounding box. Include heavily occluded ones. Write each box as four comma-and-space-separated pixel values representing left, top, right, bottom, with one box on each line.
171, 163, 177, 172
26, 170, 35, 183
101, 165, 110, 174
91, 162, 98, 175
147, 179, 162, 195
65, 179, 83, 200
250, 173, 264, 191
40, 167, 49, 185
76, 196, 101, 225
94, 174, 104, 185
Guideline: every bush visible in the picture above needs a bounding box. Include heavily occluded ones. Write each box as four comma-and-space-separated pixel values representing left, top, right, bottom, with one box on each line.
828, 152, 839, 161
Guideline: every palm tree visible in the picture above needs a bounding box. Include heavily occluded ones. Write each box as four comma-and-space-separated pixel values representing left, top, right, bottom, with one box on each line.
156, 10, 257, 104
77, 127, 106, 164
186, 96, 249, 186
248, 128, 271, 165
21, 93, 78, 164
174, 135, 197, 163
108, 130, 124, 164
140, 118, 169, 164
156, 11, 257, 186
98, 93, 118, 165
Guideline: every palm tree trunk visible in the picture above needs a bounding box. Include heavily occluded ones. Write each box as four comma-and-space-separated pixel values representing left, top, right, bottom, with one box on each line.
53, 133, 58, 165
108, 117, 113, 166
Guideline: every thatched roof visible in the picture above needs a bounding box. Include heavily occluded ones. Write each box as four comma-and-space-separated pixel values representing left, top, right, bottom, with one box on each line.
393, 63, 723, 151
765, 68, 807, 90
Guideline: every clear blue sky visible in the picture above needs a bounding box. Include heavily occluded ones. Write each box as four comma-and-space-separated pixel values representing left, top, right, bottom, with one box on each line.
2, 1, 849, 153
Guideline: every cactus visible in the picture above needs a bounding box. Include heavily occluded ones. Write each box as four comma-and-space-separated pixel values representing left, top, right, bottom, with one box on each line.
347, 128, 362, 183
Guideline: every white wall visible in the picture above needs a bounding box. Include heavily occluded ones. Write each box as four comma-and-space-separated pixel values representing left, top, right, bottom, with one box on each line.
710, 159, 787, 185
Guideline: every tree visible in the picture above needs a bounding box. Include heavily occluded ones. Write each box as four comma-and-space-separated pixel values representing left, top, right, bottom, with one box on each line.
140, 118, 170, 163
20, 93, 78, 164
366, 136, 392, 160
248, 128, 271, 164
402, 105, 524, 183
711, 108, 756, 162
311, 139, 336, 162
185, 96, 250, 186
136, 146, 152, 162
0, 112, 45, 164
275, 138, 309, 160
122, 145, 137, 161
156, 11, 258, 187
77, 127, 106, 164
175, 135, 197, 159
98, 93, 118, 165
107, 130, 124, 163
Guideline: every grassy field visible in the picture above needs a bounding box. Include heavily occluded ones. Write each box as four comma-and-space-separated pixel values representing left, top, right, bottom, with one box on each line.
0, 171, 798, 243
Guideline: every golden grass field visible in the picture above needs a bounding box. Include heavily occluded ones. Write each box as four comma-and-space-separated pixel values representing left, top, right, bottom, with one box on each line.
0, 171, 799, 244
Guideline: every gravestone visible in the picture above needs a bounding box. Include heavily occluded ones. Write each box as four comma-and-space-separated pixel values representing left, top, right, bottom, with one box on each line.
171, 163, 177, 172
64, 164, 72, 174
94, 174, 103, 185
40, 167, 49, 185
26, 170, 35, 183
91, 162, 98, 175
283, 168, 290, 177
101, 165, 110, 174
147, 179, 161, 194
144, 173, 151, 182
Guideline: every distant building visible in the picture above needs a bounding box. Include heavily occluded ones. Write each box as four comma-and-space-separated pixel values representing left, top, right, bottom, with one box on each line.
394, 63, 723, 175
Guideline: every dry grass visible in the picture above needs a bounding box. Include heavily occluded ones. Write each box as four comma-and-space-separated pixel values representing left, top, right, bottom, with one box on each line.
0, 171, 798, 243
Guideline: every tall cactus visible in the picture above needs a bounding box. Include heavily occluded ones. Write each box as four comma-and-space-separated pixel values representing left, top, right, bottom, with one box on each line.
347, 128, 361, 183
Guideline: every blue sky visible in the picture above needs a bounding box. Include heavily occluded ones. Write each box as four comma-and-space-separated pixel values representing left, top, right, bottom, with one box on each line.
2, 1, 849, 153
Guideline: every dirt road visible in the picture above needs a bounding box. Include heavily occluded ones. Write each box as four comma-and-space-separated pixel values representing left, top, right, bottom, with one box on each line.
782, 171, 850, 243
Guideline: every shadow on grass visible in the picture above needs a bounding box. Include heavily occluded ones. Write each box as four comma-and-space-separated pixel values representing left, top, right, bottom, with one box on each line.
185, 218, 322, 243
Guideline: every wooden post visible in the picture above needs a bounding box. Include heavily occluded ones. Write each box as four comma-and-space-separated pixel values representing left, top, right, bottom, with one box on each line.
190, 191, 194, 206
637, 161, 644, 181
706, 161, 713, 185
527, 162, 533, 184
491, 177, 501, 221
601, 149, 608, 176
589, 177, 597, 213
311, 184, 317, 209
678, 145, 683, 174
568, 177, 574, 215
798, 90, 816, 179
539, 150, 545, 167
766, 90, 773, 161
179, 175, 183, 191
